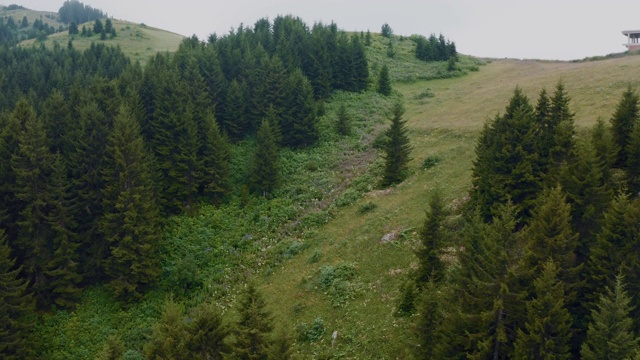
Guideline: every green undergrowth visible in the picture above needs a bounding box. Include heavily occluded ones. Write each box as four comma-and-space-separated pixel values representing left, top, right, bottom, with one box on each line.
33, 90, 399, 357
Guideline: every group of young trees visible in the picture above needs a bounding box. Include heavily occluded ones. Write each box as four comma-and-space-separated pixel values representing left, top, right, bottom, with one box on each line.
412, 33, 457, 62
405, 84, 640, 358
58, 0, 105, 25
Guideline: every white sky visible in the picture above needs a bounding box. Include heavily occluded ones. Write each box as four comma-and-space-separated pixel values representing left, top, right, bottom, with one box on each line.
9, 0, 640, 60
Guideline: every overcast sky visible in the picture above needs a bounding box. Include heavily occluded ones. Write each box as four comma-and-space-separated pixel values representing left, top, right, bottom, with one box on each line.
10, 0, 640, 60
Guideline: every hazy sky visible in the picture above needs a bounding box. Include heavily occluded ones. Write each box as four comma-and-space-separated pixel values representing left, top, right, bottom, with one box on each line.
10, 0, 640, 60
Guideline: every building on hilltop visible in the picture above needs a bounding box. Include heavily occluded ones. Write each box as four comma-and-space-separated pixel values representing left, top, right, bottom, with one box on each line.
623, 30, 640, 52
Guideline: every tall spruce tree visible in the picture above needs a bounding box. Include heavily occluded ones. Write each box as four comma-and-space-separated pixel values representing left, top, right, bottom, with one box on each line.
231, 284, 274, 360
335, 102, 352, 136
100, 105, 161, 300
11, 101, 53, 305
282, 69, 318, 148
382, 101, 412, 186
69, 102, 110, 281
514, 261, 573, 360
45, 153, 82, 308
590, 118, 618, 191
471, 87, 541, 222
251, 119, 279, 197
415, 191, 448, 285
581, 275, 639, 360
0, 105, 24, 241
586, 195, 640, 323
377, 63, 392, 96
625, 122, 640, 195
222, 79, 248, 140
200, 112, 230, 204
449, 203, 526, 359
413, 280, 445, 359
0, 230, 35, 359
610, 86, 639, 168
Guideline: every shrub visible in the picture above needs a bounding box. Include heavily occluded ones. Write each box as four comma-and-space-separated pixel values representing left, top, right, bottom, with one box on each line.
423, 155, 441, 169
358, 201, 377, 214
296, 317, 326, 342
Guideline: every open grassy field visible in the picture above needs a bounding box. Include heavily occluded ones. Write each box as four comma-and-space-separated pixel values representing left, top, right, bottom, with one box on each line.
20, 19, 184, 64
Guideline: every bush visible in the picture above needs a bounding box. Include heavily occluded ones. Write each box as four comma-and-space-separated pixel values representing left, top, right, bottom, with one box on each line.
358, 201, 377, 214
423, 155, 441, 169
314, 263, 362, 307
413, 89, 435, 100
296, 317, 326, 342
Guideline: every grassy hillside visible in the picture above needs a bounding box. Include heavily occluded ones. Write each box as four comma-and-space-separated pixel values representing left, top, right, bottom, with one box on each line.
30, 28, 640, 358
257, 49, 640, 358
0, 5, 62, 28
20, 19, 184, 64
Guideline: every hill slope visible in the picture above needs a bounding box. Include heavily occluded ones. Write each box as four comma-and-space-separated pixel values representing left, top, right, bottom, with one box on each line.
20, 19, 184, 64
257, 53, 640, 358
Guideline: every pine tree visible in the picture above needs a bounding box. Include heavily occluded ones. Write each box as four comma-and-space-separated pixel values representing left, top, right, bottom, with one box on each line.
470, 87, 541, 222
335, 102, 351, 136
523, 187, 580, 285
610, 86, 639, 168
223, 79, 248, 140
350, 35, 369, 92
449, 203, 526, 359
560, 142, 612, 264
581, 274, 639, 360
251, 119, 279, 197
144, 299, 188, 358
185, 301, 230, 359
200, 112, 230, 204
413, 280, 444, 359
514, 261, 573, 360
382, 101, 412, 186
11, 101, 53, 305
69, 102, 110, 282
586, 195, 640, 321
282, 69, 318, 148
45, 153, 82, 308
590, 118, 618, 190
231, 284, 274, 360
0, 105, 23, 241
377, 63, 392, 96
625, 122, 640, 195
415, 191, 448, 285
100, 105, 161, 300
0, 230, 35, 359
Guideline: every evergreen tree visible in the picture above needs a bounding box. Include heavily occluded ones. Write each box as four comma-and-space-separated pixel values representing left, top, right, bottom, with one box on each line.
590, 118, 618, 190
413, 280, 444, 359
335, 102, 351, 136
69, 102, 110, 282
586, 195, 640, 322
514, 261, 573, 360
443, 203, 525, 359
610, 86, 639, 167
560, 142, 612, 264
282, 69, 318, 148
0, 230, 34, 360
0, 105, 23, 241
93, 18, 103, 34
365, 29, 372, 46
523, 187, 580, 285
45, 153, 82, 308
415, 191, 448, 285
11, 101, 53, 305
230, 284, 274, 360
100, 105, 161, 300
470, 87, 541, 222
547, 82, 576, 178
251, 119, 279, 197
144, 299, 188, 358
377, 63, 392, 96
69, 21, 78, 35
95, 335, 125, 360
350, 35, 369, 92
41, 89, 72, 155
625, 122, 640, 196
381, 23, 393, 38
185, 301, 230, 359
382, 101, 412, 186
581, 274, 639, 360
222, 79, 248, 140
200, 112, 230, 204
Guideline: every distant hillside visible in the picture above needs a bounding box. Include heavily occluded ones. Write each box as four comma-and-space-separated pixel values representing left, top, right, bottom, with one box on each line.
20, 19, 185, 64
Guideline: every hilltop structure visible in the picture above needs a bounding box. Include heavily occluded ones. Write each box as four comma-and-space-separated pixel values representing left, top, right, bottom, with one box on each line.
623, 30, 640, 52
